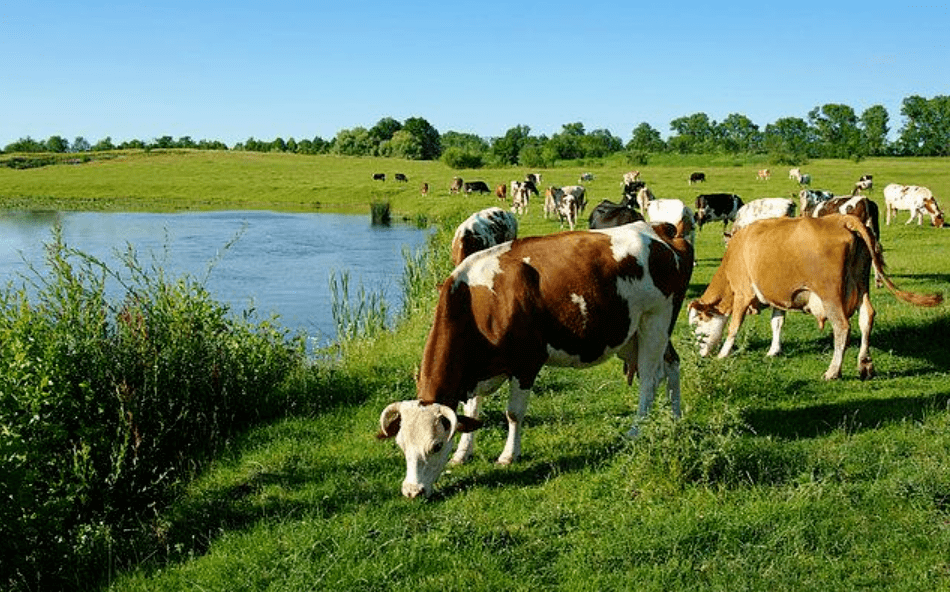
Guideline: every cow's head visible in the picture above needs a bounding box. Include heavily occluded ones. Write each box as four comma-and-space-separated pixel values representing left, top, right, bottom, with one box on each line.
378, 401, 480, 499
687, 301, 727, 357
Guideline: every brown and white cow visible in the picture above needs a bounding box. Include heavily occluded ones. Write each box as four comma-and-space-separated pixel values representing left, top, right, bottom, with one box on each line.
379, 222, 695, 498
883, 183, 945, 227
727, 197, 796, 240
450, 177, 463, 194
450, 207, 519, 266
757, 168, 771, 181
806, 194, 883, 286
688, 214, 942, 380
495, 184, 507, 202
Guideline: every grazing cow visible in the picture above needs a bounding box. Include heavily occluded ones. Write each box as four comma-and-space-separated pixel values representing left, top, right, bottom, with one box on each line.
727, 197, 797, 240
549, 185, 588, 215
373, 173, 386, 181
788, 168, 801, 180
587, 199, 645, 229
495, 184, 507, 202
464, 181, 492, 194
511, 182, 531, 215
450, 177, 464, 194
395, 173, 408, 182
694, 193, 744, 229
557, 194, 580, 230
789, 169, 811, 186
799, 173, 812, 186
624, 170, 641, 185
646, 199, 696, 245
757, 169, 771, 181
421, 182, 429, 196
799, 189, 836, 216
450, 207, 519, 266
689, 172, 706, 185
378, 222, 695, 498
883, 183, 945, 227
854, 175, 873, 194
688, 214, 942, 380
580, 172, 595, 182
623, 180, 647, 205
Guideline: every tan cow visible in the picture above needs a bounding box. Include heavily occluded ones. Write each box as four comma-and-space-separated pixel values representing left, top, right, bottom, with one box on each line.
379, 222, 694, 498
688, 214, 942, 380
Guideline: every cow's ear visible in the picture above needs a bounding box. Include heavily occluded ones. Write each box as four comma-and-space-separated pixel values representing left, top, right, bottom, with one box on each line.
455, 415, 484, 433
378, 402, 402, 439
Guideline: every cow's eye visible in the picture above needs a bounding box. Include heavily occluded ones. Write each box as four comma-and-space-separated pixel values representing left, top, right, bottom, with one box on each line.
431, 442, 444, 454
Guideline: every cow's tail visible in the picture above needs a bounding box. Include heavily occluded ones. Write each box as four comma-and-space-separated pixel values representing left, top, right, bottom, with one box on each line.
843, 216, 943, 307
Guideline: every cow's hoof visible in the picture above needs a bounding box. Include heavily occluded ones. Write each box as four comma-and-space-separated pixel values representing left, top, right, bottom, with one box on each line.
859, 361, 875, 380
496, 455, 515, 466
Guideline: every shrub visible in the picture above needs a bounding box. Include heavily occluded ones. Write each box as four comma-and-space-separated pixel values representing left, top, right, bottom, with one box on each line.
0, 231, 305, 591
441, 147, 484, 169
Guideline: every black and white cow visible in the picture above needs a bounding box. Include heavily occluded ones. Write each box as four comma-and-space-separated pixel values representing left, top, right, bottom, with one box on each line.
694, 193, 743, 229
464, 181, 492, 194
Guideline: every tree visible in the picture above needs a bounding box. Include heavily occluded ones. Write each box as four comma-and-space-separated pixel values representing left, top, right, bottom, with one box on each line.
332, 127, 375, 156
379, 130, 423, 159
896, 95, 950, 156
763, 117, 813, 160
4, 136, 45, 153
441, 131, 490, 155
491, 125, 531, 165
668, 112, 715, 153
808, 104, 860, 157
580, 128, 623, 158
859, 105, 890, 156
402, 117, 441, 160
71, 136, 90, 152
717, 113, 761, 153
627, 123, 665, 152
368, 117, 403, 145
92, 137, 116, 151
45, 135, 70, 153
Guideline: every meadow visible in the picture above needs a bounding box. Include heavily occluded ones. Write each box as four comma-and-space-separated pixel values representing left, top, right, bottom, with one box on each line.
1, 151, 949, 590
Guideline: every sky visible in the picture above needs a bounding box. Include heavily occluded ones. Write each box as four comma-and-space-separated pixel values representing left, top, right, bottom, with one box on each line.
2, 1, 948, 148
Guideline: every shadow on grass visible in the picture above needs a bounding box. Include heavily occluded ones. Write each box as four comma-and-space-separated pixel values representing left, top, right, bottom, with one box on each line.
744, 390, 950, 440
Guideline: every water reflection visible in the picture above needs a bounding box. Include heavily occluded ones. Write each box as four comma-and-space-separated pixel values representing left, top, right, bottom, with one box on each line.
0, 210, 431, 347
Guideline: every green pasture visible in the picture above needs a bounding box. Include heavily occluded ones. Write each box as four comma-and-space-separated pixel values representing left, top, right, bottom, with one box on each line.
2, 151, 949, 590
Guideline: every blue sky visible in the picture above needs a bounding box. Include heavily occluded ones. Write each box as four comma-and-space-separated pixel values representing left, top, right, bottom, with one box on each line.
3, 1, 948, 147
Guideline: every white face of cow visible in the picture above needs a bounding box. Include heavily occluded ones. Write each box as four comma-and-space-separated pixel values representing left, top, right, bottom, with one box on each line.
379, 401, 458, 499
688, 305, 727, 357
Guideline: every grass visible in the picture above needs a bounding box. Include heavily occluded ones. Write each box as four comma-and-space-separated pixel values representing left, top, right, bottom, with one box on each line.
1, 150, 949, 590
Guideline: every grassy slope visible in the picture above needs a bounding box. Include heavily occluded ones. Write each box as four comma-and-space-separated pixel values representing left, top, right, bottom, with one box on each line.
3, 152, 950, 590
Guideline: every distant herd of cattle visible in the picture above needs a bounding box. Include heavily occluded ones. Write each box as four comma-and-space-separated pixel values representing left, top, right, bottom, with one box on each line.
378, 167, 945, 498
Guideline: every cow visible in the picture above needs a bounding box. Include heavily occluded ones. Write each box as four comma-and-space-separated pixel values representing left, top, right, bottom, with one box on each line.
378, 222, 695, 498
450, 177, 464, 194
694, 193, 744, 229
623, 180, 647, 205
521, 179, 540, 197
395, 173, 408, 182
557, 194, 580, 230
757, 169, 771, 181
526, 173, 542, 185
549, 185, 588, 215
511, 182, 531, 216
854, 175, 873, 194
464, 181, 492, 194
624, 171, 641, 185
689, 172, 706, 185
729, 197, 797, 237
373, 173, 386, 181
789, 169, 811, 186
495, 184, 507, 202
687, 214, 942, 381
542, 186, 558, 219
580, 172, 595, 182
883, 183, 945, 227
799, 189, 836, 216
421, 182, 429, 196
646, 199, 696, 245
635, 186, 654, 212
788, 168, 801, 180
450, 207, 519, 266
588, 198, 645, 229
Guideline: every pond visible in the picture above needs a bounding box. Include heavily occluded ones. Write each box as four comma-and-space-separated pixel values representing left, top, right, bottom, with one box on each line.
0, 210, 432, 348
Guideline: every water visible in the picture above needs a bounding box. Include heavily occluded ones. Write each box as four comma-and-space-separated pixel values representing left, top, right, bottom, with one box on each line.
0, 210, 432, 347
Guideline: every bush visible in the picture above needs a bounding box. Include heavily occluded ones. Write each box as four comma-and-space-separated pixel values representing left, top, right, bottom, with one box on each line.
0, 231, 305, 591
440, 147, 484, 169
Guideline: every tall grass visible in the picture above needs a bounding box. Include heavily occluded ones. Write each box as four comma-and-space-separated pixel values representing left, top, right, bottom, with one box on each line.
0, 229, 307, 591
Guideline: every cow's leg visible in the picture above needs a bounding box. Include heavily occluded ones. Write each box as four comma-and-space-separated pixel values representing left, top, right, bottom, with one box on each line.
766, 308, 785, 356
717, 298, 751, 358
823, 307, 851, 380
497, 378, 531, 465
451, 396, 481, 465
627, 314, 670, 438
663, 342, 682, 419
857, 293, 875, 379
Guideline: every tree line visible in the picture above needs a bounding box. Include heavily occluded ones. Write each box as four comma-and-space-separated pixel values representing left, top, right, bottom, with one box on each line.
4, 95, 950, 166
